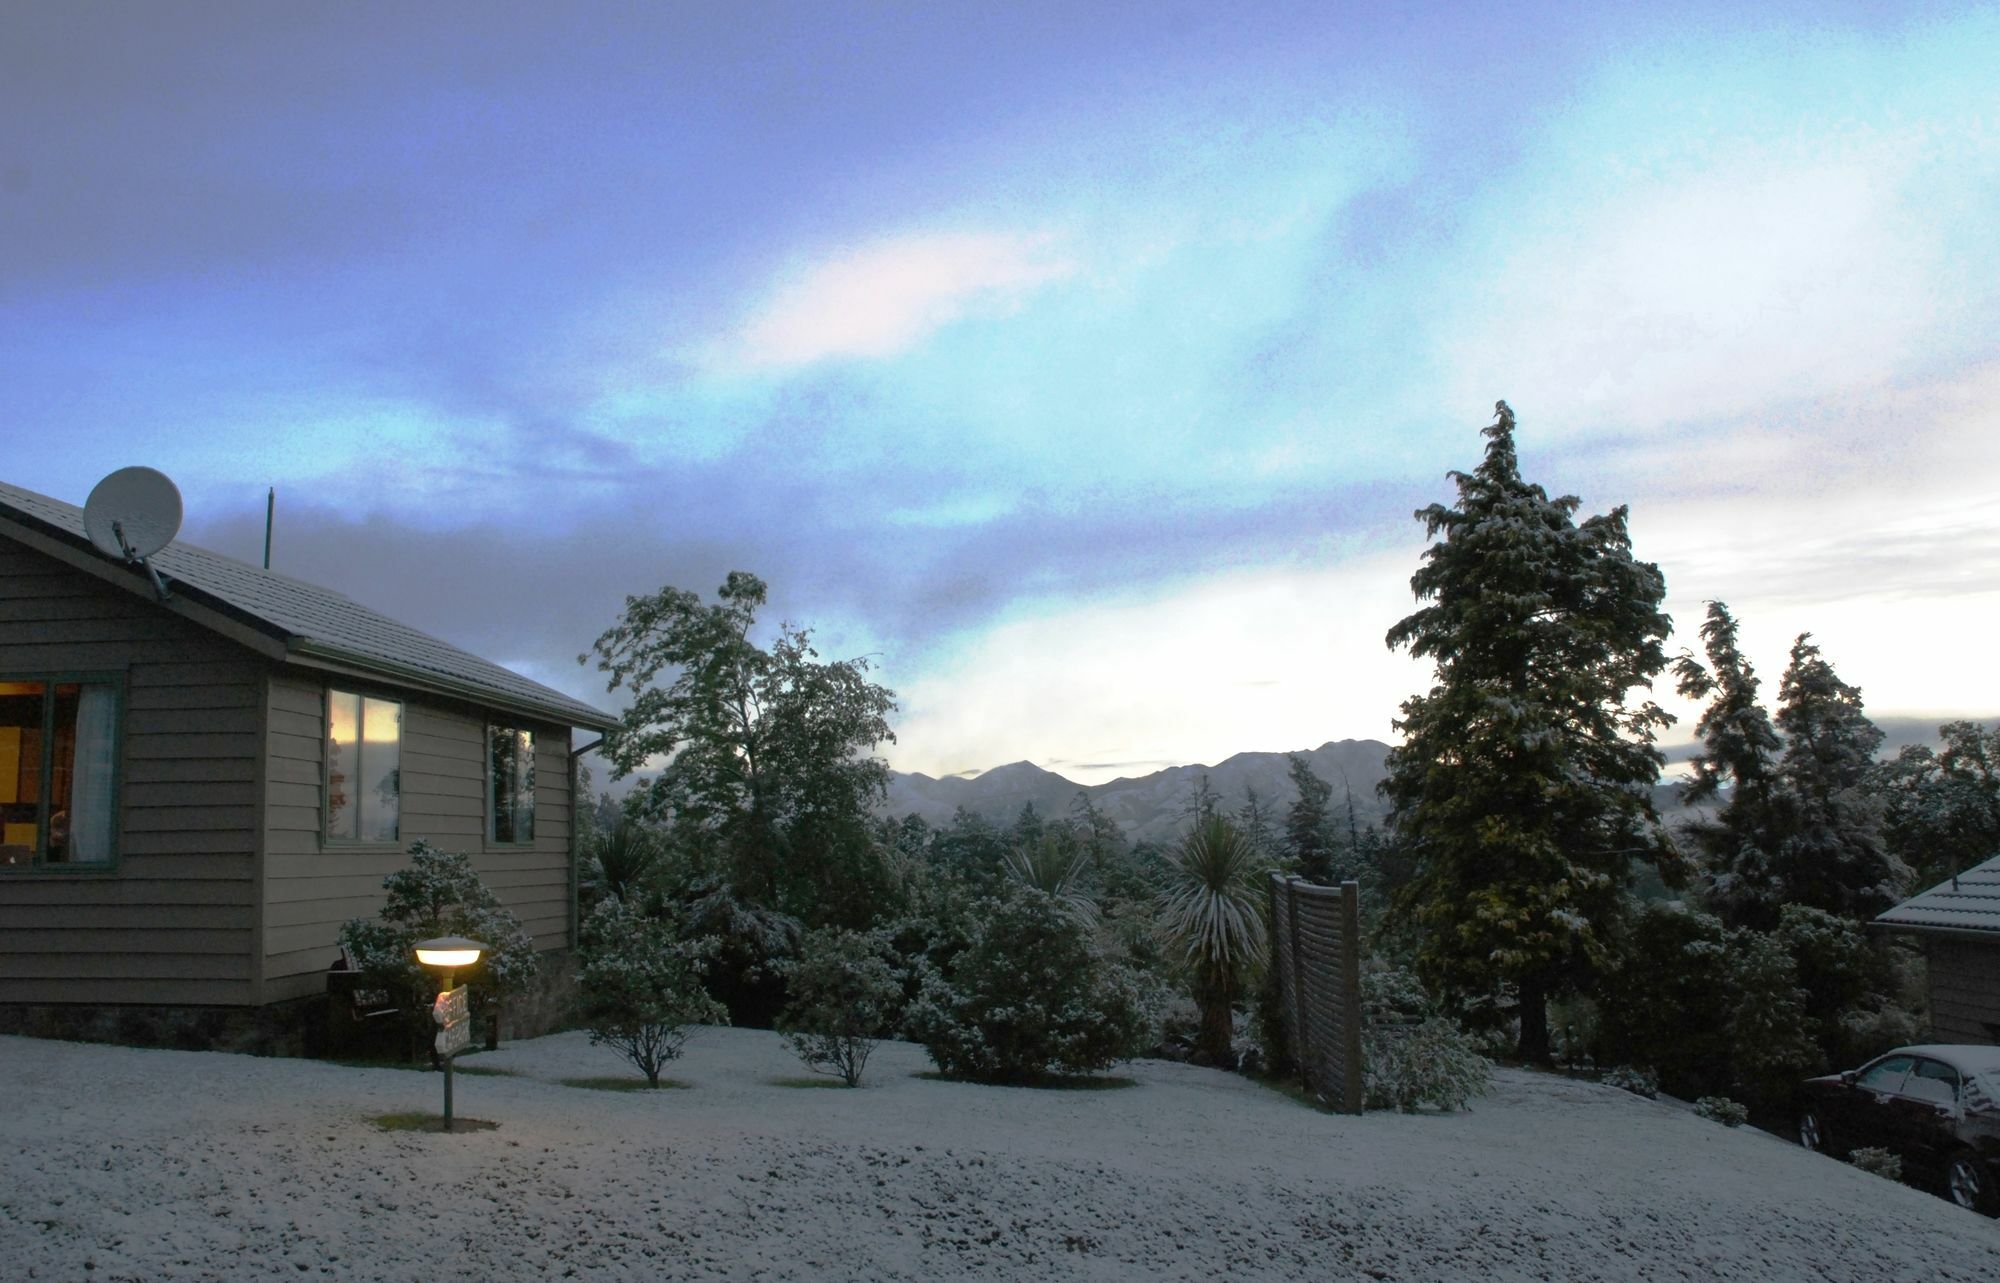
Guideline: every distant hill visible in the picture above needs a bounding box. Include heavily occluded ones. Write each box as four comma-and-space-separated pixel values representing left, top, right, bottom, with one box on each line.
884, 739, 1393, 847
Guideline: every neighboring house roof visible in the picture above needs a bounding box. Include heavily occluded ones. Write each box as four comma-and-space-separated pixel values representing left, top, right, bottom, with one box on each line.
0, 478, 616, 732
1875, 853, 2000, 942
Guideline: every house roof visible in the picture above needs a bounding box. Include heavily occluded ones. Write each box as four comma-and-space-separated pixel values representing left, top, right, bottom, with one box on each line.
1874, 853, 2000, 941
0, 478, 617, 732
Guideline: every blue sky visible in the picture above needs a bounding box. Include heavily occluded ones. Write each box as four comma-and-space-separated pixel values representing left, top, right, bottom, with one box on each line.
5, 2, 1998, 782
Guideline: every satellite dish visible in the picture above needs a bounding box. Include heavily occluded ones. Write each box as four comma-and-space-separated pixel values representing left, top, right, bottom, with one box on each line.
84, 466, 183, 562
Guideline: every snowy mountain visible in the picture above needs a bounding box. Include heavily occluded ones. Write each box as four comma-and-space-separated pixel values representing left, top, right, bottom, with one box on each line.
884, 739, 1393, 847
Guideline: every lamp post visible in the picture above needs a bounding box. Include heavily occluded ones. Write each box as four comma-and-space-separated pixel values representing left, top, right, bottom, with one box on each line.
414, 935, 486, 1130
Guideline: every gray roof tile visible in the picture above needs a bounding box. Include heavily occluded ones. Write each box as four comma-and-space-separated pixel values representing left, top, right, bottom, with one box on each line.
1876, 853, 2000, 939
0, 479, 615, 731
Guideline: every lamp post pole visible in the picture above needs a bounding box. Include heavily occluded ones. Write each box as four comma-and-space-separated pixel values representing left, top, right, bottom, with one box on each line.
414, 936, 486, 1132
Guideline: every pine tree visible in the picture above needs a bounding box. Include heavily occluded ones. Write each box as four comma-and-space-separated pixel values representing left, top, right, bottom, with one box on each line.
1674, 601, 1785, 927
1282, 753, 1335, 883
1382, 402, 1682, 1063
1768, 634, 1906, 921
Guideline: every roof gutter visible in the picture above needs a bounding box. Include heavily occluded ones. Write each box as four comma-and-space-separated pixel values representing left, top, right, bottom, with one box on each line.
1871, 920, 2000, 944
287, 639, 618, 732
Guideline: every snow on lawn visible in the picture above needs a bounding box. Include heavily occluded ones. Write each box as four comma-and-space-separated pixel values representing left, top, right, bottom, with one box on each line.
4, 1028, 1998, 1282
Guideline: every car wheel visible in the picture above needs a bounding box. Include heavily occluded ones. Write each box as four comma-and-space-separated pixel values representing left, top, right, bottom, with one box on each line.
1799, 1111, 1829, 1154
1946, 1152, 1996, 1215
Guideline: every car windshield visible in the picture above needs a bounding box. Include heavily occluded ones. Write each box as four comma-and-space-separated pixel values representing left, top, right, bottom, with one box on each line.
1856, 1055, 1914, 1091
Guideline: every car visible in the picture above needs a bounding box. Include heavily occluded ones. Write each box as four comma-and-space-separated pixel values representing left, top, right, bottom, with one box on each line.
1799, 1043, 2000, 1213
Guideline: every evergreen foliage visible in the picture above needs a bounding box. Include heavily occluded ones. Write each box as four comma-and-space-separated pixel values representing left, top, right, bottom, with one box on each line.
575, 899, 727, 1087
1282, 754, 1336, 883
1358, 959, 1493, 1112
1693, 1096, 1749, 1127
1382, 401, 1681, 1062
1876, 721, 2000, 889
778, 927, 904, 1086
583, 571, 899, 927
1725, 929, 1823, 1114
1674, 601, 1786, 925
1591, 901, 1736, 1100
904, 883, 1159, 1083
338, 840, 539, 1053
1156, 815, 1268, 1064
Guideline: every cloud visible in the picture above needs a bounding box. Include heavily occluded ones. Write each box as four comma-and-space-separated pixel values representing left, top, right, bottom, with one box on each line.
722, 230, 1077, 370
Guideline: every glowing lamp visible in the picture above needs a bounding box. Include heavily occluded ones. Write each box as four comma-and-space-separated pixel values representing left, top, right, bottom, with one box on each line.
415, 937, 486, 970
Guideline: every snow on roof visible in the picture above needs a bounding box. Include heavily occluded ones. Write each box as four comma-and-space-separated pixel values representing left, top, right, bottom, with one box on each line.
1874, 852, 2000, 940
0, 478, 615, 731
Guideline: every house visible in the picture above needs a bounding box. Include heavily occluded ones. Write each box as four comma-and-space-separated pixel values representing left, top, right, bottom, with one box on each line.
0, 477, 617, 1050
1875, 854, 2000, 1045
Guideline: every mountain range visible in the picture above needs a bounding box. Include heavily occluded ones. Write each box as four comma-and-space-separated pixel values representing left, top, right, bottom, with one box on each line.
884, 739, 1394, 847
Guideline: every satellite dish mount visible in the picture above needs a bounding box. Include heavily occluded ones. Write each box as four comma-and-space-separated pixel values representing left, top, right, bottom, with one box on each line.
83, 467, 182, 602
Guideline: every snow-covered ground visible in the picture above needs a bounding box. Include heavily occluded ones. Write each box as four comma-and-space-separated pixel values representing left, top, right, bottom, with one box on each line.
5, 1028, 1998, 1282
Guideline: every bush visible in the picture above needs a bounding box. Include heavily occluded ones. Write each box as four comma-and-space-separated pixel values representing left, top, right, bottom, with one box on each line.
904, 884, 1159, 1083
1693, 1096, 1749, 1127
576, 900, 727, 1086
778, 928, 904, 1086
1359, 959, 1492, 1112
1850, 1147, 1903, 1181
1603, 1065, 1660, 1099
1591, 902, 1735, 1099
1366, 1017, 1494, 1112
338, 840, 539, 1055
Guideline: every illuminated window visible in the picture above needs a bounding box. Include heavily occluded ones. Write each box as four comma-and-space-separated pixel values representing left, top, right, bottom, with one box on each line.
489, 726, 534, 843
0, 676, 119, 869
327, 690, 400, 842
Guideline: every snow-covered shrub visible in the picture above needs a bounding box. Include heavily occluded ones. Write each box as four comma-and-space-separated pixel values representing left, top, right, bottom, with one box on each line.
1360, 959, 1493, 1112
679, 879, 803, 1028
1850, 1147, 1903, 1181
576, 900, 726, 1087
1366, 1017, 1494, 1112
1592, 902, 1735, 1099
904, 884, 1160, 1084
338, 840, 539, 1052
778, 927, 903, 1086
1726, 930, 1823, 1113
1602, 1065, 1659, 1099
1693, 1096, 1749, 1127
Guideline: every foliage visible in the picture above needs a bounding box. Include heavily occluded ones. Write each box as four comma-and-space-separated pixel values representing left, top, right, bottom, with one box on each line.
578, 818, 666, 913
575, 899, 727, 1087
1591, 901, 1737, 1100
338, 840, 539, 1054
1876, 720, 2000, 891
1382, 401, 1682, 1062
678, 879, 804, 1028
1850, 1147, 1903, 1181
1283, 754, 1336, 883
1602, 1065, 1659, 1099
1725, 929, 1823, 1114
1365, 1017, 1495, 1112
777, 927, 904, 1086
1156, 815, 1269, 1064
583, 570, 899, 927
1768, 634, 1906, 922
904, 883, 1159, 1084
1693, 1096, 1749, 1127
1673, 601, 1786, 926
1358, 960, 1492, 1111
1002, 826, 1099, 928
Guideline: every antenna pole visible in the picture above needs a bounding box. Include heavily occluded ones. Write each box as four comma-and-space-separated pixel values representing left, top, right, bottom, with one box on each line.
263, 487, 274, 570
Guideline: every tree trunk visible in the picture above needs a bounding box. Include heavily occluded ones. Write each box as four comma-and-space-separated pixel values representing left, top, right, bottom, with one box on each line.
1516, 975, 1552, 1065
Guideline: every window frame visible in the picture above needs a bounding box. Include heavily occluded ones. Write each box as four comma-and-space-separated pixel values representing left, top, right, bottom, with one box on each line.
486, 723, 536, 845
0, 669, 124, 874
323, 686, 404, 847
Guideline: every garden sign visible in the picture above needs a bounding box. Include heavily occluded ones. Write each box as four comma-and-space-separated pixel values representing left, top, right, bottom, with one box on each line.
433, 984, 471, 1058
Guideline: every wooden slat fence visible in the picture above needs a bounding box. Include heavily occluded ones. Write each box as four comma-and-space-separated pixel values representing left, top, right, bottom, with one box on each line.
1269, 874, 1364, 1113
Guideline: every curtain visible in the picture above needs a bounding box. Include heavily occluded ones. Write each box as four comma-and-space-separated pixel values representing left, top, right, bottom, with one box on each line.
65, 685, 116, 863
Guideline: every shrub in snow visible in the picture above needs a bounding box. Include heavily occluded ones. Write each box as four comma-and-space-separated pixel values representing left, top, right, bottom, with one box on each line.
338, 840, 539, 1052
1358, 959, 1492, 1112
1602, 1065, 1659, 1099
904, 883, 1159, 1084
1693, 1096, 1749, 1127
1725, 930, 1823, 1113
1591, 902, 1735, 1100
778, 927, 903, 1086
576, 899, 727, 1087
1850, 1147, 1903, 1181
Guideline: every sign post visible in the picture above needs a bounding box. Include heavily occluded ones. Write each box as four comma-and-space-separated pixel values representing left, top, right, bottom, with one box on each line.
433, 984, 472, 1127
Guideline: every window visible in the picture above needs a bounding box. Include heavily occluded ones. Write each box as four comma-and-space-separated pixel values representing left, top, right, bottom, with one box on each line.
1904, 1059, 1960, 1106
1857, 1055, 1914, 1093
0, 677, 119, 868
489, 726, 534, 843
327, 690, 400, 842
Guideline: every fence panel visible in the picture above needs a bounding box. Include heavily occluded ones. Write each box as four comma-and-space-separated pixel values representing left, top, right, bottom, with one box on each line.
1268, 874, 1363, 1113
